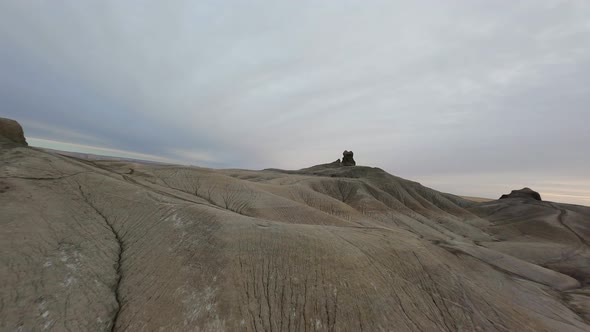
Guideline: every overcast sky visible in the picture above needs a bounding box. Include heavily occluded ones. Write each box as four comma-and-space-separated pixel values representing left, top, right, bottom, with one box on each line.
1, 1, 589, 205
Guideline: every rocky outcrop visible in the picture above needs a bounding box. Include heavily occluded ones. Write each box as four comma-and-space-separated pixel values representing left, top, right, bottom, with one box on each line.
500, 187, 542, 201
342, 150, 355, 166
0, 117, 27, 145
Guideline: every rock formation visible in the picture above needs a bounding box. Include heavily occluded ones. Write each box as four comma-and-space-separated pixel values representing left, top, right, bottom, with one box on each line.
342, 150, 355, 166
0, 117, 27, 145
500, 187, 542, 201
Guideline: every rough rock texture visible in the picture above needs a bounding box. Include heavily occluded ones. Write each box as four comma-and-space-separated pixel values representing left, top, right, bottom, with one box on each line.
0, 117, 27, 145
341, 150, 355, 166
500, 187, 542, 201
1, 144, 590, 331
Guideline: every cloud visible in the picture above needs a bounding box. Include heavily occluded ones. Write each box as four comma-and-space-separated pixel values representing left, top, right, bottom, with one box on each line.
28, 138, 183, 164
169, 148, 218, 165
20, 120, 104, 145
1, 0, 589, 203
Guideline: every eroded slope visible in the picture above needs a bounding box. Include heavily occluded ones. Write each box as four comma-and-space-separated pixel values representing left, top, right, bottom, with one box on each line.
1, 143, 590, 331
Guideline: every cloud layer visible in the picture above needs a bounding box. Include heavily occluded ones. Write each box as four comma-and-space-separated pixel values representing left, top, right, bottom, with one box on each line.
1, 1, 589, 204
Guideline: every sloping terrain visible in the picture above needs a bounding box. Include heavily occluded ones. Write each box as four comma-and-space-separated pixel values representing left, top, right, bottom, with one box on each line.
1, 138, 590, 331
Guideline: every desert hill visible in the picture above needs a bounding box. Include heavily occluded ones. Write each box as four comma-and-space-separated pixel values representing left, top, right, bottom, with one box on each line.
1, 119, 590, 331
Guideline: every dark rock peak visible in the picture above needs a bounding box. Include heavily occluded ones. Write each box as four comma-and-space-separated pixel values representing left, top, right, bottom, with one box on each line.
499, 187, 542, 201
0, 117, 27, 145
342, 150, 356, 166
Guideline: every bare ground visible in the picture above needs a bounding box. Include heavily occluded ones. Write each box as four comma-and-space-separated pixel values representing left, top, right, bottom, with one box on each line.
1, 142, 589, 331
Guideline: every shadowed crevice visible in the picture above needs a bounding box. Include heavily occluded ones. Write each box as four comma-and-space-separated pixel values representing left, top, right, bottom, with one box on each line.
76, 183, 124, 332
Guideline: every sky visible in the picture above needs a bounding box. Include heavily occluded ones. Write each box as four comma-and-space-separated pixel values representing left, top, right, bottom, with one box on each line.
1, 1, 589, 205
